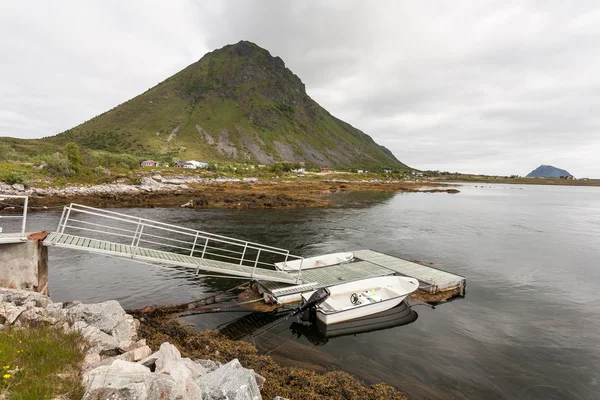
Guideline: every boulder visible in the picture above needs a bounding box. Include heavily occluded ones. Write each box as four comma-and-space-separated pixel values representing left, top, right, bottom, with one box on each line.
195, 359, 222, 373
67, 321, 120, 354
66, 300, 137, 342
0, 304, 26, 325
83, 359, 179, 400
196, 359, 262, 400
181, 358, 207, 379
154, 343, 204, 399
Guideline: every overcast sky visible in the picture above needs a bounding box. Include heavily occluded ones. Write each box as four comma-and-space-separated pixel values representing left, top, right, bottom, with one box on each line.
1, 1, 599, 177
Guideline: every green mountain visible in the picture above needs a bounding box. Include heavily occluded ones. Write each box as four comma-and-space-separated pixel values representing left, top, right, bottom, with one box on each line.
5, 41, 408, 169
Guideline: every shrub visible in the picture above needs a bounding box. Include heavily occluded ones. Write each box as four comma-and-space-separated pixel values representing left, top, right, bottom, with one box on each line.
2, 172, 25, 185
46, 152, 71, 176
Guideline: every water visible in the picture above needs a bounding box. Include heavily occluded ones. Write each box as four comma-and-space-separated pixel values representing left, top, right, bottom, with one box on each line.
6, 183, 600, 399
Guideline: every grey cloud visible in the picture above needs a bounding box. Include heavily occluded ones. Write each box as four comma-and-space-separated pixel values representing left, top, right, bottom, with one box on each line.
1, 0, 599, 176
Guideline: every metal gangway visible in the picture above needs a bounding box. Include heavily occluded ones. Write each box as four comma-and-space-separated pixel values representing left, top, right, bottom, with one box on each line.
43, 204, 306, 284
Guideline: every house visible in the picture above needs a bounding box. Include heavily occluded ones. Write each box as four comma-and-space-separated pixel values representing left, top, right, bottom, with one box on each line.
291, 168, 305, 173
174, 160, 209, 169
357, 169, 364, 174
140, 160, 158, 167
187, 160, 209, 169
320, 168, 333, 173
383, 169, 392, 174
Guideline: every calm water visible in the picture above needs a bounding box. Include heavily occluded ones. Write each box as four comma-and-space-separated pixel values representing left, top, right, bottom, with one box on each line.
10, 184, 600, 399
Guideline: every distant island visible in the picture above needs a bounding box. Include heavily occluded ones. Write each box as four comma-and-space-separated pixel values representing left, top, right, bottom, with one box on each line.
526, 165, 572, 178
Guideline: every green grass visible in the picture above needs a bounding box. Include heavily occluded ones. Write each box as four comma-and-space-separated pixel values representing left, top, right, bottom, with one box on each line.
0, 325, 85, 400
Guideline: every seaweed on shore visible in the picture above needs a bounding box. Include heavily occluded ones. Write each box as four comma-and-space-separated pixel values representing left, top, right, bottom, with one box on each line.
136, 315, 406, 400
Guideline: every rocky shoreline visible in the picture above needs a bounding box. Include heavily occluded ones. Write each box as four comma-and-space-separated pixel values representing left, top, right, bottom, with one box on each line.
0, 175, 458, 211
0, 288, 268, 399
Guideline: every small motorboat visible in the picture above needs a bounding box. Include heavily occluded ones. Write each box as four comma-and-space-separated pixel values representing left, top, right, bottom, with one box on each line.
301, 276, 419, 325
274, 252, 354, 271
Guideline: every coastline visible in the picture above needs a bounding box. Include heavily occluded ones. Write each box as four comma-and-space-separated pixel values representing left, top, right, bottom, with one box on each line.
0, 176, 459, 211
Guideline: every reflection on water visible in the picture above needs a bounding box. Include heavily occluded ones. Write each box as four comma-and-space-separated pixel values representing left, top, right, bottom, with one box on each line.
218, 302, 418, 346
5, 184, 600, 399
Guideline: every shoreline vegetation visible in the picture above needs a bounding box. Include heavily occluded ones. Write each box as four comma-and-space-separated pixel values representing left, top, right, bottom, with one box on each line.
136, 314, 407, 400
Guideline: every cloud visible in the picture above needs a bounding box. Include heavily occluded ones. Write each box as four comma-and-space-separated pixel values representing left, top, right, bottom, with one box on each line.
1, 0, 599, 176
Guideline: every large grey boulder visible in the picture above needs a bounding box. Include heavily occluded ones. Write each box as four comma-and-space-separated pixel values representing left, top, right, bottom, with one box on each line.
196, 359, 262, 400
0, 288, 51, 308
66, 300, 138, 342
83, 359, 179, 400
67, 321, 120, 355
155, 343, 204, 399
0, 304, 26, 325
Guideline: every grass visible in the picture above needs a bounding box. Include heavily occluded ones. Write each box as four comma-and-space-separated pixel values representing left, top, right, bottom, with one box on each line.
0, 325, 85, 400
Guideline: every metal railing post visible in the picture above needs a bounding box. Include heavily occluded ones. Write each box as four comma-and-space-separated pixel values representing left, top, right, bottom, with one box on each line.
20, 196, 28, 238
295, 258, 304, 284
200, 238, 209, 259
282, 251, 289, 269
60, 204, 73, 233
132, 224, 144, 258
56, 206, 67, 232
240, 243, 248, 265
131, 219, 142, 246
190, 232, 199, 256
251, 249, 262, 279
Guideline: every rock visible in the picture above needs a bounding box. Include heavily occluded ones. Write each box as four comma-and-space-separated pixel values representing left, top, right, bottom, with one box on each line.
0, 304, 26, 325
0, 324, 4, 331
139, 177, 162, 188
151, 174, 163, 181
0, 288, 51, 308
153, 343, 204, 399
66, 300, 136, 342
67, 321, 120, 354
195, 359, 222, 373
11, 183, 25, 191
181, 358, 207, 379
196, 359, 262, 400
180, 200, 194, 208
83, 359, 180, 400
123, 345, 152, 362
273, 397, 290, 400
254, 372, 266, 390
138, 351, 160, 370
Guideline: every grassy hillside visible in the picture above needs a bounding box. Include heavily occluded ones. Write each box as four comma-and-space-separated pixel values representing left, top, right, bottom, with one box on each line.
1, 41, 409, 170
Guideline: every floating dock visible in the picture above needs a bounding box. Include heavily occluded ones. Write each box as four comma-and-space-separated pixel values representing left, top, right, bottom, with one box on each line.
257, 249, 466, 304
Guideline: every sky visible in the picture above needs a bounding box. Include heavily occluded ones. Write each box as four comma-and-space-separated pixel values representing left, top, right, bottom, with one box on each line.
1, 1, 599, 177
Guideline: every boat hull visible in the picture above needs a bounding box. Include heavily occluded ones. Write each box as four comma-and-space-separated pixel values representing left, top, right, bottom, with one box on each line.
303, 275, 420, 325
275, 252, 354, 271
316, 294, 407, 325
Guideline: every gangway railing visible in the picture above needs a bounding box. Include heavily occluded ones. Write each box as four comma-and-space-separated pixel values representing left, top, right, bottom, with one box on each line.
0, 194, 28, 243
54, 203, 306, 283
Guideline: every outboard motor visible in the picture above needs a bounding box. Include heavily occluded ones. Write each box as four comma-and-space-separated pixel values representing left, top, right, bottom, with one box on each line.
297, 287, 330, 321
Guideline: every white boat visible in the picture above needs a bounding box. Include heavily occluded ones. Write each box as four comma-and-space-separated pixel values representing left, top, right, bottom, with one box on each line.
275, 252, 354, 271
301, 276, 419, 325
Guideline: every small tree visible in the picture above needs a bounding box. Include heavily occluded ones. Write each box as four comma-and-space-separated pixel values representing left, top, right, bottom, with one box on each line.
64, 142, 83, 174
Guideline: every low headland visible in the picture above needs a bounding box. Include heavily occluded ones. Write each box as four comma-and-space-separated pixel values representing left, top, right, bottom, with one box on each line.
0, 165, 459, 211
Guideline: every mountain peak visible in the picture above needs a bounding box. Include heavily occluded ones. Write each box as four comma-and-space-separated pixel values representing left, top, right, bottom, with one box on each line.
54, 41, 407, 169
526, 165, 572, 178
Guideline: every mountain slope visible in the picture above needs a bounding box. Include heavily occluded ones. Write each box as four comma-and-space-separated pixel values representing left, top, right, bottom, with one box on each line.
526, 165, 572, 178
46, 41, 407, 169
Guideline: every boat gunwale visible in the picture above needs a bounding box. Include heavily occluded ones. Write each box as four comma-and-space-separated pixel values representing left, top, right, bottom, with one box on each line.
316, 293, 407, 315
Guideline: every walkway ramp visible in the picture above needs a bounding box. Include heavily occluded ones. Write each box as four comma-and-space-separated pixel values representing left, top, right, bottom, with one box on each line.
43, 204, 304, 284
